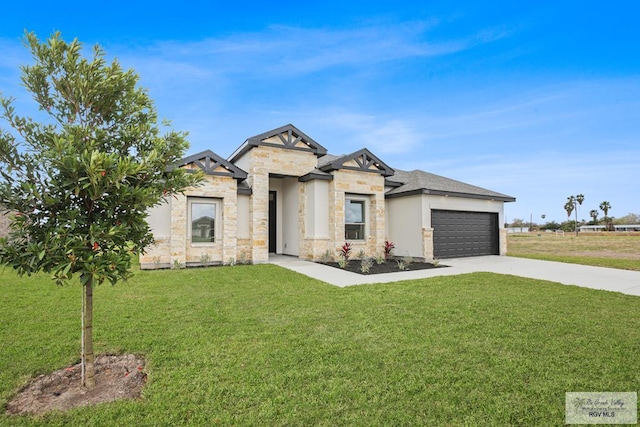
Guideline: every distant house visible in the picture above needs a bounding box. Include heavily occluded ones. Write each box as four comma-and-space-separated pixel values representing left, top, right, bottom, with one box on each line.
507, 227, 530, 233
579, 225, 607, 232
140, 124, 515, 268
579, 224, 640, 232
614, 224, 640, 232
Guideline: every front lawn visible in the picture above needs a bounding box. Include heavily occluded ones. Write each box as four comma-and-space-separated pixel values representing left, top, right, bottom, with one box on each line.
1, 265, 638, 425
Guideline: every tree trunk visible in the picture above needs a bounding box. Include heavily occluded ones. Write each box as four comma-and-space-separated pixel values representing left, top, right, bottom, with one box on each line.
81, 277, 95, 389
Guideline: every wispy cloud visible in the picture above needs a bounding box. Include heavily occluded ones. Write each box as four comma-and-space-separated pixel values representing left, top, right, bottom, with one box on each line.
112, 20, 512, 80
305, 109, 425, 155
0, 38, 30, 87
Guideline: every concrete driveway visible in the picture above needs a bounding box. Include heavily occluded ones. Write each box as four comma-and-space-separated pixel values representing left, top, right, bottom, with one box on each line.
269, 255, 640, 296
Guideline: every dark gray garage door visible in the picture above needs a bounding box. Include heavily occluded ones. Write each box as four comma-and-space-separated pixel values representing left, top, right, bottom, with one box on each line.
432, 210, 499, 258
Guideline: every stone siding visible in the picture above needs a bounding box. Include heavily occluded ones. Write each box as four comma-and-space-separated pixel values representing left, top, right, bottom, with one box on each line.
499, 228, 508, 256
319, 169, 386, 260
422, 227, 434, 261
241, 145, 319, 263
140, 174, 239, 269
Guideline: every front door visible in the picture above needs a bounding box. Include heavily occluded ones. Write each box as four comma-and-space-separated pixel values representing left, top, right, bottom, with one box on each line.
269, 191, 276, 253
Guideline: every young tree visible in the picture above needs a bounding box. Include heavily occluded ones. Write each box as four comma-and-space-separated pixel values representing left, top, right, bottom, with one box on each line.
0, 32, 202, 388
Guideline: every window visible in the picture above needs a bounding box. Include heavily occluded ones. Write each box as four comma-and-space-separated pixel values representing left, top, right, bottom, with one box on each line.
345, 198, 366, 240
189, 199, 219, 244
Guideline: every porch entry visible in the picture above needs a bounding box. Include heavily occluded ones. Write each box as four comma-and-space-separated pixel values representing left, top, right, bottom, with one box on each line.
267, 177, 300, 256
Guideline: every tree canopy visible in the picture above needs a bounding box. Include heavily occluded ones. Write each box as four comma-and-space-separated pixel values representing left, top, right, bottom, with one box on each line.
0, 32, 202, 387
0, 32, 201, 285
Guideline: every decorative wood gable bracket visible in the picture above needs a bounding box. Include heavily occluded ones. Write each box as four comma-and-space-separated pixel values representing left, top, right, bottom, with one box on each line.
229, 124, 328, 162
319, 148, 395, 177
275, 128, 304, 148
172, 150, 248, 180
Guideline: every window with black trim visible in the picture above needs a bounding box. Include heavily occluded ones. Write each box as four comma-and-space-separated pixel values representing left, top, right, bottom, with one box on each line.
345, 198, 366, 240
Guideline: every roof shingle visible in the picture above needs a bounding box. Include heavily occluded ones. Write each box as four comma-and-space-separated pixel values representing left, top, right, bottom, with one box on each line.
385, 169, 515, 202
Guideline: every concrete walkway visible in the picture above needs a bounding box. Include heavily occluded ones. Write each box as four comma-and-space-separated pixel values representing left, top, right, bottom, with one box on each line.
269, 255, 640, 297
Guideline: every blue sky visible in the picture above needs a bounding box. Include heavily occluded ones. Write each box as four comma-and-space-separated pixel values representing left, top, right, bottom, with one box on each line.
1, 1, 638, 223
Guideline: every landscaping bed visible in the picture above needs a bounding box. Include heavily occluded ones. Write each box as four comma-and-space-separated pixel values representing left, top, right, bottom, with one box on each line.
319, 258, 446, 275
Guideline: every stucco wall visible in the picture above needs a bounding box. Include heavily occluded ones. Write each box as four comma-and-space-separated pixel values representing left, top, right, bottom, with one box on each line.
386, 193, 507, 259
386, 194, 423, 257
237, 194, 250, 239
147, 199, 172, 237
282, 177, 299, 256
304, 180, 330, 238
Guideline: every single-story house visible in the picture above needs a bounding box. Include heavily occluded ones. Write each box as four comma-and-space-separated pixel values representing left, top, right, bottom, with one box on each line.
506, 227, 530, 233
579, 224, 640, 232
140, 124, 515, 269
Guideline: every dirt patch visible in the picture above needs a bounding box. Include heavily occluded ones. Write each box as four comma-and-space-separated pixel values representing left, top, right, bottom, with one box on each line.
320, 259, 446, 275
6, 354, 146, 417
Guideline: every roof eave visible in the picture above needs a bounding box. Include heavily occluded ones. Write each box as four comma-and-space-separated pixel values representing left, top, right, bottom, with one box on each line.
298, 172, 334, 182
386, 188, 516, 202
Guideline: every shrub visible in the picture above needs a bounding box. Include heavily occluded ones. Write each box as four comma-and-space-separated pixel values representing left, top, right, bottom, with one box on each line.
320, 250, 333, 263
384, 241, 395, 260
402, 252, 413, 267
237, 251, 248, 265
360, 257, 374, 273
339, 242, 352, 263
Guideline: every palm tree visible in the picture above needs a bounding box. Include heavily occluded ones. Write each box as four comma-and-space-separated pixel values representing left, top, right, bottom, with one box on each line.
565, 197, 575, 218
599, 201, 612, 231
589, 209, 599, 225
565, 194, 585, 236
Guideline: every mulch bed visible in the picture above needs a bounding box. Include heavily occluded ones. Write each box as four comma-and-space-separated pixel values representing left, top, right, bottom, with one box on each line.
6, 354, 146, 416
319, 258, 447, 275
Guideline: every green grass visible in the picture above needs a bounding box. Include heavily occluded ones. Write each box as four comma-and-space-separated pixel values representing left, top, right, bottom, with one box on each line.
507, 233, 640, 270
1, 265, 639, 426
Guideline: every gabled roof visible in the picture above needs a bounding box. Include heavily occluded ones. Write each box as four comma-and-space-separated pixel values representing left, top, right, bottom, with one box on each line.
318, 148, 395, 177
172, 150, 248, 180
386, 169, 515, 202
229, 124, 327, 162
